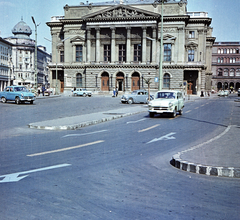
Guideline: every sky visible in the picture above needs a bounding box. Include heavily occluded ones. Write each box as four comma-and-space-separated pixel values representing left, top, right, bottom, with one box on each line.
0, 0, 239, 54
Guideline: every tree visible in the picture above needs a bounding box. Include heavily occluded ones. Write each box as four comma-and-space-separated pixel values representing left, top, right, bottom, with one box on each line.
143, 77, 152, 101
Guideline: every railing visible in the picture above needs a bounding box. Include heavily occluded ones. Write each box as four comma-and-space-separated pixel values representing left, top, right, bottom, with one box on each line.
51, 16, 65, 22
187, 12, 208, 18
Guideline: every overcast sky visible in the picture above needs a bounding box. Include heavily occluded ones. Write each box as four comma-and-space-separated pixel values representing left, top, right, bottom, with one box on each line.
0, 0, 239, 53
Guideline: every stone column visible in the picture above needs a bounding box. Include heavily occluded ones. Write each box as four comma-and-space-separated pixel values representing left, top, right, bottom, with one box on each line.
142, 26, 147, 63
87, 28, 91, 63
152, 27, 157, 63
95, 28, 100, 63
111, 27, 116, 63
126, 27, 131, 63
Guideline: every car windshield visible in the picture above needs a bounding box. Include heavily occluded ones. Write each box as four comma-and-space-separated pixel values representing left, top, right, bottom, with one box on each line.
15, 87, 29, 92
155, 92, 175, 99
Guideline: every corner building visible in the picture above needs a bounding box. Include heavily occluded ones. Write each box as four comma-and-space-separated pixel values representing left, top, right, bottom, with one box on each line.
47, 0, 215, 95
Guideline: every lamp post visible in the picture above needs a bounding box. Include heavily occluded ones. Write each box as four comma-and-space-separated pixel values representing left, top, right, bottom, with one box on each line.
31, 16, 40, 91
44, 37, 69, 95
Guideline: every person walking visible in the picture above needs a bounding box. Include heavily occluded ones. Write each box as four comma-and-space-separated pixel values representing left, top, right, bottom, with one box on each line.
112, 88, 116, 97
115, 87, 118, 97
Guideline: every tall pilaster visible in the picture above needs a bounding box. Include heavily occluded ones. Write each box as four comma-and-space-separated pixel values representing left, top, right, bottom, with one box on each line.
152, 27, 157, 63
95, 28, 100, 63
111, 27, 116, 63
87, 28, 91, 63
142, 26, 147, 63
126, 27, 131, 63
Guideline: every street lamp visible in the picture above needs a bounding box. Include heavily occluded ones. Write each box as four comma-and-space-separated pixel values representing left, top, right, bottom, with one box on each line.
44, 37, 69, 95
31, 16, 40, 91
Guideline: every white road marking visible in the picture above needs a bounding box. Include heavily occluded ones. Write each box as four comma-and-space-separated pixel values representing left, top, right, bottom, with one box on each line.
0, 164, 71, 183
138, 124, 160, 133
126, 118, 146, 124
195, 107, 199, 109
147, 132, 176, 144
62, 130, 107, 138
185, 110, 191, 113
27, 140, 105, 157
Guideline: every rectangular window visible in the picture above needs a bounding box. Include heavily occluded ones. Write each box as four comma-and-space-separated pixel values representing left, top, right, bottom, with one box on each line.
76, 45, 83, 62
60, 51, 64, 62
134, 44, 142, 62
164, 44, 171, 61
189, 31, 195, 38
188, 49, 194, 62
104, 45, 111, 62
119, 44, 126, 62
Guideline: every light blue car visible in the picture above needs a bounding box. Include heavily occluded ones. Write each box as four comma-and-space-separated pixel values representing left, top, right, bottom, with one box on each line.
0, 86, 36, 104
73, 88, 92, 97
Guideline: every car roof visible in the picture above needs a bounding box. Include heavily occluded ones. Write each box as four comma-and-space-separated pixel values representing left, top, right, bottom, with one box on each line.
157, 90, 182, 93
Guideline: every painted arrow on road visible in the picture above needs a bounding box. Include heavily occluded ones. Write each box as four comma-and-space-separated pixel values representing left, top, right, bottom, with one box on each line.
0, 163, 71, 183
147, 132, 176, 144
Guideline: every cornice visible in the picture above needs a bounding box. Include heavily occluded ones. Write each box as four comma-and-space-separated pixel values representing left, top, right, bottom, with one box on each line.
188, 17, 212, 26
46, 22, 63, 28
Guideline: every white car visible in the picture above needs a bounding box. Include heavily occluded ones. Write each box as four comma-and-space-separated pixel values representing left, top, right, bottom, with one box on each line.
73, 88, 92, 97
148, 90, 184, 118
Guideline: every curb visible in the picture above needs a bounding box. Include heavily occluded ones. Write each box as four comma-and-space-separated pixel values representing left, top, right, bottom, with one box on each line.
171, 154, 240, 178
170, 125, 240, 178
28, 109, 146, 130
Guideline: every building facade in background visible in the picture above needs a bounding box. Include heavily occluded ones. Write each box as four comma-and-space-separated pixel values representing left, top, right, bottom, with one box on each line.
0, 37, 13, 91
47, 0, 215, 95
4, 18, 51, 89
212, 42, 240, 91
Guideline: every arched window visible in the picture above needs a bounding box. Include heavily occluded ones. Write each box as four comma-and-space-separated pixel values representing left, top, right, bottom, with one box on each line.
218, 68, 223, 76
236, 69, 240, 76
224, 69, 229, 76
76, 73, 82, 88
230, 68, 235, 76
217, 57, 220, 63
163, 73, 170, 89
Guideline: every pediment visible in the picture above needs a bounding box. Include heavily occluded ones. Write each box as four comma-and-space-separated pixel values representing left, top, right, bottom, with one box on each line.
70, 36, 85, 43
185, 41, 198, 49
163, 34, 176, 41
83, 5, 160, 21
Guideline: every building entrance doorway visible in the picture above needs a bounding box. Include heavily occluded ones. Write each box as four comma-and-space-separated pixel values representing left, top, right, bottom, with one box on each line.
131, 72, 140, 91
116, 72, 124, 91
101, 72, 109, 91
187, 82, 193, 95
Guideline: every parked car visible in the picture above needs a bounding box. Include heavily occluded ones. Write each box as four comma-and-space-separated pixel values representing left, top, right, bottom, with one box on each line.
224, 90, 229, 96
238, 88, 240, 97
148, 90, 184, 118
73, 88, 92, 97
0, 86, 36, 104
121, 90, 152, 104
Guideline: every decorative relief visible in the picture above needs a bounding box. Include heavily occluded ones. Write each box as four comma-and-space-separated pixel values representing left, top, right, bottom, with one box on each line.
69, 30, 85, 35
95, 8, 146, 19
163, 28, 177, 33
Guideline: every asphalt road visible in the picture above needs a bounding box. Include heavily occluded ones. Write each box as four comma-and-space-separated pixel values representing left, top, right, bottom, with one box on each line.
0, 95, 239, 219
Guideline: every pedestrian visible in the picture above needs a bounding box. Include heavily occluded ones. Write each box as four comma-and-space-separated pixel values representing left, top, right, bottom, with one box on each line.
112, 88, 116, 97
116, 87, 118, 97
38, 86, 41, 96
42, 85, 45, 96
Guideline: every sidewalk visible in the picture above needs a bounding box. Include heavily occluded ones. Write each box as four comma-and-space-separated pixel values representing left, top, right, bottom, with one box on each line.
30, 93, 240, 178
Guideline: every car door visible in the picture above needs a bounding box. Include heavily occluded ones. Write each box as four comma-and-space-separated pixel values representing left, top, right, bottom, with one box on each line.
177, 92, 183, 110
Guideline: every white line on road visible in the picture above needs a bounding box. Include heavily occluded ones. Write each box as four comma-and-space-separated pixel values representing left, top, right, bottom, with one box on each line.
147, 132, 176, 144
0, 164, 71, 183
62, 130, 107, 138
126, 118, 146, 124
138, 124, 160, 133
185, 110, 191, 113
27, 140, 105, 157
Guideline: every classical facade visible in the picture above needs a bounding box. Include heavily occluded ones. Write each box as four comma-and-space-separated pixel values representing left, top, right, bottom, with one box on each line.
4, 19, 51, 89
212, 42, 240, 91
47, 0, 215, 95
0, 37, 13, 91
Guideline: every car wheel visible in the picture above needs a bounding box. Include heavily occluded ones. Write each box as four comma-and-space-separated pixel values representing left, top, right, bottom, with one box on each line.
1, 97, 7, 103
30, 100, 34, 104
128, 98, 133, 104
179, 109, 183, 115
149, 112, 155, 118
83, 93, 86, 97
172, 109, 176, 118
15, 97, 20, 105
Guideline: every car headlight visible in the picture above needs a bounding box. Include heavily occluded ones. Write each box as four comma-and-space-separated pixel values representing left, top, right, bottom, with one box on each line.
21, 93, 24, 97
169, 103, 173, 107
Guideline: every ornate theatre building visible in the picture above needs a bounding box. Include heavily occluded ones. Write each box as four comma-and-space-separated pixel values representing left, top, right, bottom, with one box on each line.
46, 0, 215, 95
